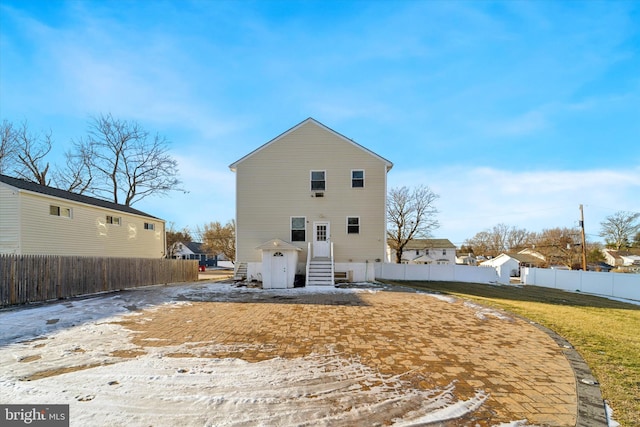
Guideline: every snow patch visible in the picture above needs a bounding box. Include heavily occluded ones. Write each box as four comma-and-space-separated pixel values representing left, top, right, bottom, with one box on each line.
464, 301, 514, 321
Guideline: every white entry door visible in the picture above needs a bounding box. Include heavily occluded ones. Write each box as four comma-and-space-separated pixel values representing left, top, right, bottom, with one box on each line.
270, 251, 287, 288
313, 222, 330, 258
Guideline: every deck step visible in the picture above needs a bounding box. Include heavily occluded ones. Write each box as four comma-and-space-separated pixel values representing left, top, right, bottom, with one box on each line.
307, 258, 334, 286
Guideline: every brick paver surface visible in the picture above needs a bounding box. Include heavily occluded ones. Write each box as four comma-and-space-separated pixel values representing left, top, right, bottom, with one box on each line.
114, 286, 578, 425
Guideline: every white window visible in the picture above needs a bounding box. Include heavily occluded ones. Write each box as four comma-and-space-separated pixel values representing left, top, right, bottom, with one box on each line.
347, 217, 360, 234
351, 170, 364, 188
310, 171, 326, 191
144, 222, 155, 230
106, 215, 121, 225
291, 217, 306, 241
49, 205, 72, 218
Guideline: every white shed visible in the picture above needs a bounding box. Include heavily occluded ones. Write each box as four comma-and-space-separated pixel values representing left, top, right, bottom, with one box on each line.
256, 239, 301, 289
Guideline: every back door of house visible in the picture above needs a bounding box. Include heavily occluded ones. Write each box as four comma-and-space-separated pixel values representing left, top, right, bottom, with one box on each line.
313, 222, 330, 258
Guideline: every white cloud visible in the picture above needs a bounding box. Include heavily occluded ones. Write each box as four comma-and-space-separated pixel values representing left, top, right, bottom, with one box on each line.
390, 166, 640, 245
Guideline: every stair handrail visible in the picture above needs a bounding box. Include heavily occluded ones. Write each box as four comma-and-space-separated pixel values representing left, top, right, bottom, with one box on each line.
305, 241, 312, 286
330, 241, 335, 285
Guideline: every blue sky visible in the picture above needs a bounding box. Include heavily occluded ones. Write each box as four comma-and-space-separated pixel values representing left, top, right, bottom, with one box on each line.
1, 0, 639, 246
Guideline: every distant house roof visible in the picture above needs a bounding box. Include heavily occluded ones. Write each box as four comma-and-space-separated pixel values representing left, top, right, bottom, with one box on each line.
228, 117, 393, 171
507, 252, 545, 265
404, 239, 457, 250
0, 174, 159, 219
185, 242, 204, 254
480, 252, 545, 267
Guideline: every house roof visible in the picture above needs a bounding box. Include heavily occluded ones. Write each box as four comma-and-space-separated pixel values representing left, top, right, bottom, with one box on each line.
0, 174, 159, 219
228, 117, 393, 172
185, 242, 204, 254
404, 239, 457, 250
507, 253, 545, 264
480, 252, 544, 267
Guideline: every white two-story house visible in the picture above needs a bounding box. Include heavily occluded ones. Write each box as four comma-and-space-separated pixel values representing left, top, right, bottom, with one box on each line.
229, 118, 393, 288
389, 238, 458, 265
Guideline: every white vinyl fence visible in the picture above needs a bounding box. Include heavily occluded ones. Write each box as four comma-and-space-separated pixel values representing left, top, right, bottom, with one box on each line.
375, 263, 498, 284
522, 267, 640, 301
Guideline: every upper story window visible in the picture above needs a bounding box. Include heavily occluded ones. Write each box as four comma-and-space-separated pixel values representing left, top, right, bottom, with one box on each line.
106, 215, 121, 226
442, 249, 447, 256
310, 171, 326, 191
144, 222, 155, 230
291, 217, 306, 241
351, 170, 364, 188
49, 205, 72, 218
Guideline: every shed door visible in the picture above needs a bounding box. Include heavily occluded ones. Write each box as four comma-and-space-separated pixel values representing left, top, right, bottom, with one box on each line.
271, 251, 287, 289
313, 222, 330, 258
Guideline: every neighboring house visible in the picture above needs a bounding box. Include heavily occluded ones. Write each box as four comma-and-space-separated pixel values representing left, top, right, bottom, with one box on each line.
480, 252, 545, 282
620, 254, 640, 266
0, 174, 165, 258
229, 118, 393, 288
603, 249, 640, 273
389, 238, 457, 265
602, 249, 622, 267
601, 248, 640, 267
170, 241, 221, 266
517, 248, 546, 261
456, 252, 477, 266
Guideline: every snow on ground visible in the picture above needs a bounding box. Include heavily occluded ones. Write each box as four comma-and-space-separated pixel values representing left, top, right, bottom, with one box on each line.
1, 282, 532, 426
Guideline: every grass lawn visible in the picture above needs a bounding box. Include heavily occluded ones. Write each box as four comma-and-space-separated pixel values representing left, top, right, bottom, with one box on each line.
380, 280, 640, 427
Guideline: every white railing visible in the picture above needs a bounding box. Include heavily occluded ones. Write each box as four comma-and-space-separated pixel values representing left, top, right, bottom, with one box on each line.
305, 242, 312, 286
330, 242, 335, 285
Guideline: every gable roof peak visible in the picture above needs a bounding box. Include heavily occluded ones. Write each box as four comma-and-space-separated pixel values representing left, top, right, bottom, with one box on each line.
229, 117, 393, 171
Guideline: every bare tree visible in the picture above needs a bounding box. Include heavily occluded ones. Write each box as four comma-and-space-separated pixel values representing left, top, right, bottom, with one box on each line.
599, 211, 640, 250
387, 185, 439, 263
0, 120, 18, 174
77, 113, 182, 206
464, 224, 532, 258
197, 220, 236, 263
506, 226, 532, 252
1, 120, 51, 184
53, 139, 94, 193
531, 227, 582, 269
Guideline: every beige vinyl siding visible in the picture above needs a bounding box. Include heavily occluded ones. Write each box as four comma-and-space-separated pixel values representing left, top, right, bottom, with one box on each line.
235, 120, 389, 264
0, 183, 21, 254
14, 191, 165, 258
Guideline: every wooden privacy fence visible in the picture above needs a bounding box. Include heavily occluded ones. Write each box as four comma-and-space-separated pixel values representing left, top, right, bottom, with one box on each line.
0, 255, 199, 307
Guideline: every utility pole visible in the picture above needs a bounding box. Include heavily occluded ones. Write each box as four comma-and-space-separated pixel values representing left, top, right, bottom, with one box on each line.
579, 204, 587, 270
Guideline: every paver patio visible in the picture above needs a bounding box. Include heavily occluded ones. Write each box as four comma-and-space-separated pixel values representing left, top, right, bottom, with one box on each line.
116, 284, 578, 425
1, 282, 582, 425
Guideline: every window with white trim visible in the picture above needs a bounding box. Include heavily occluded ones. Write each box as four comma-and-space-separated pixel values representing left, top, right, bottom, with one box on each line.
144, 222, 155, 230
291, 217, 306, 241
347, 217, 360, 234
351, 170, 364, 188
49, 205, 72, 218
106, 215, 121, 226
310, 171, 326, 191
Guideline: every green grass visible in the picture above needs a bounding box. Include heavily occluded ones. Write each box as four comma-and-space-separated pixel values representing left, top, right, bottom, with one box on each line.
380, 280, 640, 426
